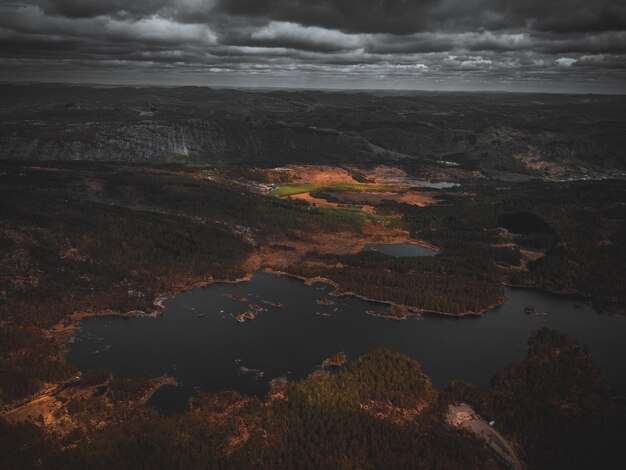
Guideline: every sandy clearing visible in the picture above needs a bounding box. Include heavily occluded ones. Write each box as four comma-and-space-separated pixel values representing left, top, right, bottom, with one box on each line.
245, 220, 436, 272
3, 395, 62, 426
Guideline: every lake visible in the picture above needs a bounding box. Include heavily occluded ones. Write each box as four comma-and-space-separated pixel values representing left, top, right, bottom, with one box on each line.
66, 272, 626, 413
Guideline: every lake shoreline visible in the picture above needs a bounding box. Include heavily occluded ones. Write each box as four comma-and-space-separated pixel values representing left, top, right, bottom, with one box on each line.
64, 268, 626, 410
52, 246, 614, 349
49, 273, 258, 350
264, 268, 505, 319
24, 252, 614, 422
503, 282, 625, 315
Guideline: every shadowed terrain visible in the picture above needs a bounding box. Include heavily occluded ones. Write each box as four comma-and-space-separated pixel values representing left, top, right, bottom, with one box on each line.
1, 84, 625, 181
1, 85, 625, 469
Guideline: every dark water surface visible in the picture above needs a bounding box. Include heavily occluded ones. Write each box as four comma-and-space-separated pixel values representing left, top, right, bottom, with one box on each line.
361, 243, 437, 257
67, 272, 626, 413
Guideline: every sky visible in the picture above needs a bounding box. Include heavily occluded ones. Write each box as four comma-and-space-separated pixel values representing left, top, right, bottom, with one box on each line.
1, 0, 625, 93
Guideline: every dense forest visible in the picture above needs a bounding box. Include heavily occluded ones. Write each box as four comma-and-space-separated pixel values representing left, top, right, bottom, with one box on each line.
285, 178, 624, 314
0, 324, 73, 402
288, 250, 504, 314
2, 332, 625, 469
490, 329, 624, 469
289, 181, 626, 313
400, 179, 626, 311
442, 328, 626, 469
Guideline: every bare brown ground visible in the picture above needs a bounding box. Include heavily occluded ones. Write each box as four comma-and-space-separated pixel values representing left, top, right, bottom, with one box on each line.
518, 249, 546, 272
514, 148, 568, 178
2, 375, 176, 435
284, 164, 436, 189
519, 249, 544, 261
275, 164, 458, 187
287, 192, 377, 214
277, 165, 436, 213
360, 399, 430, 426
368, 165, 409, 183
280, 166, 435, 214
3, 394, 67, 427
245, 220, 436, 272
368, 164, 486, 184
284, 164, 359, 184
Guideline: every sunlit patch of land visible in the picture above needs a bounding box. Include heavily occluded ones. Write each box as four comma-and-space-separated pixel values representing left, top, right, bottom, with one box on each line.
261, 165, 438, 218
2, 372, 175, 437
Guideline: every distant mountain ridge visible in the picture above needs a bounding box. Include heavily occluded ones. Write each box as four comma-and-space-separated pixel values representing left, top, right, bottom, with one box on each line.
1, 84, 624, 178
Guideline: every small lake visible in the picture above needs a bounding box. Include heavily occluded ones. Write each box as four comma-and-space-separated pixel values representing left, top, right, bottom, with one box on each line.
361, 243, 437, 257
67, 272, 626, 413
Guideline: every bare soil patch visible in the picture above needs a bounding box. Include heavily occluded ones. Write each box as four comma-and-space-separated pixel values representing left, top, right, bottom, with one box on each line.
285, 165, 359, 184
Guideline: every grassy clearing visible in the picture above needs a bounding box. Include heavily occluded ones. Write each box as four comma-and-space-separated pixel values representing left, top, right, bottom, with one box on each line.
270, 183, 400, 197
269, 183, 319, 197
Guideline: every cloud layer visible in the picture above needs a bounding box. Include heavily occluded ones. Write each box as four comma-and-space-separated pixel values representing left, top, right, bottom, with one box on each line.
1, 0, 625, 92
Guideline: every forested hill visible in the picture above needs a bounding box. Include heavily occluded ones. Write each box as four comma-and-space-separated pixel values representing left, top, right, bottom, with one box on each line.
1, 84, 625, 178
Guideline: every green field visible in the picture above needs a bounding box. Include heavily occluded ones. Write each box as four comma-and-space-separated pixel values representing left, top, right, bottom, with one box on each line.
269, 183, 398, 197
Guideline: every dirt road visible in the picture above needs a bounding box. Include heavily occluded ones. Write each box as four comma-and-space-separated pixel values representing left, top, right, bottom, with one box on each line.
446, 403, 523, 470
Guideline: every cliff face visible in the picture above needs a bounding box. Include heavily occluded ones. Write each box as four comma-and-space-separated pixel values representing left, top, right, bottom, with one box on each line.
1, 84, 625, 176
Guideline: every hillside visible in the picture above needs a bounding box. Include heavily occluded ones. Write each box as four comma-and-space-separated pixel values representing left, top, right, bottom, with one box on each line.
1, 84, 625, 180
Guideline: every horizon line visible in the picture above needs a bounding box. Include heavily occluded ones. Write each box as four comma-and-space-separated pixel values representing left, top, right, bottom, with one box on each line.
2, 79, 625, 96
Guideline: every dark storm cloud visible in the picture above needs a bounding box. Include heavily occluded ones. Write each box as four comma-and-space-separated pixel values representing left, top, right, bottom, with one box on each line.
215, 0, 439, 35
215, 0, 626, 34
41, 0, 172, 19
507, 1, 626, 33
0, 0, 624, 92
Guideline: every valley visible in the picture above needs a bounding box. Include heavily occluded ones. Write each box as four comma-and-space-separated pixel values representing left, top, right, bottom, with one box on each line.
1, 85, 625, 469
